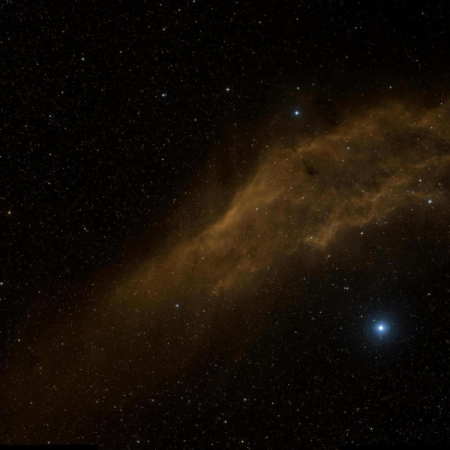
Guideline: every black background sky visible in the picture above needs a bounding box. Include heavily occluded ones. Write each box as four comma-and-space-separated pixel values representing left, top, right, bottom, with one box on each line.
2, 1, 450, 448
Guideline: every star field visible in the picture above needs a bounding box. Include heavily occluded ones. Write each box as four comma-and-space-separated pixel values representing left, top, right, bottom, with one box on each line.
2, 1, 450, 448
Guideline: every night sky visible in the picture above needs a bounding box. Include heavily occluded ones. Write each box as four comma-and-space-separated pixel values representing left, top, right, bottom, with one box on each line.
2, 1, 450, 448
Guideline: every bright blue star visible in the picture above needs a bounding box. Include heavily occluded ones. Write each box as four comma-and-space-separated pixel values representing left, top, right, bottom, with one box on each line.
365, 314, 396, 344
294, 110, 300, 116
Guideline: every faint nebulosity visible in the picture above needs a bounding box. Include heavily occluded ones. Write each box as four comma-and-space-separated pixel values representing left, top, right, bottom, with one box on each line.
2, 1, 450, 448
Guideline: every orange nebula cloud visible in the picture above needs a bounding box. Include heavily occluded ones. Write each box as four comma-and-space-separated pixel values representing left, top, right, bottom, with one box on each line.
2, 94, 450, 443
123, 97, 450, 299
